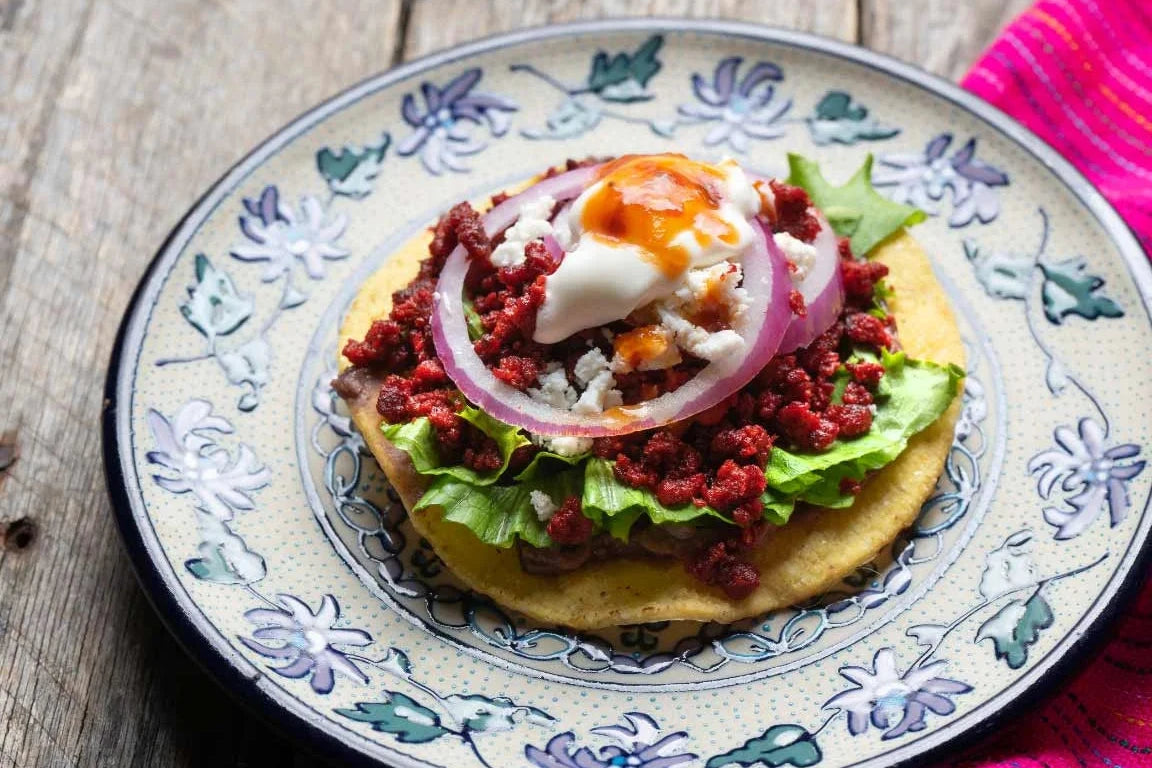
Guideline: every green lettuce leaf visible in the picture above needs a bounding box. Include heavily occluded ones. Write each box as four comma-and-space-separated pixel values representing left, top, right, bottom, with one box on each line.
381, 405, 529, 485
462, 297, 484, 341
786, 154, 926, 256
760, 488, 796, 525
767, 350, 963, 504
414, 469, 585, 548
514, 447, 591, 482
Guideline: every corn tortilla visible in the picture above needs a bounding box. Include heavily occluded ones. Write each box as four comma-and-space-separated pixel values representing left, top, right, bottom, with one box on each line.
338, 228, 963, 629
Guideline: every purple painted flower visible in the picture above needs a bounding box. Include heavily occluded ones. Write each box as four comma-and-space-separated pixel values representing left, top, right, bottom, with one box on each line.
1029, 418, 1145, 540
526, 712, 695, 768
824, 649, 971, 739
231, 186, 348, 282
676, 57, 792, 152
241, 594, 372, 694
396, 68, 518, 175
873, 134, 1009, 227
146, 400, 270, 521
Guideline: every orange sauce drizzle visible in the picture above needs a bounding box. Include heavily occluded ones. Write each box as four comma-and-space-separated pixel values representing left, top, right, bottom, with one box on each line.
581, 154, 740, 278
613, 324, 674, 370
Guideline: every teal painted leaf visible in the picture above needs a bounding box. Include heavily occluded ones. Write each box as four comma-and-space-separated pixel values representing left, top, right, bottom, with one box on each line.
814, 91, 866, 121
317, 133, 390, 198
706, 724, 822, 768
963, 240, 1034, 301
217, 337, 271, 412
442, 694, 555, 733
588, 35, 664, 100
336, 693, 450, 743
377, 647, 412, 679
1038, 257, 1124, 324
807, 92, 899, 146
976, 592, 1054, 669
184, 511, 265, 584
522, 95, 603, 140
180, 254, 254, 342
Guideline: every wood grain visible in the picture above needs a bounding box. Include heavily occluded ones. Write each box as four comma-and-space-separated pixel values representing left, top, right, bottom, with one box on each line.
403, 0, 859, 60
0, 2, 399, 767
862, 0, 1033, 79
0, 1, 1018, 765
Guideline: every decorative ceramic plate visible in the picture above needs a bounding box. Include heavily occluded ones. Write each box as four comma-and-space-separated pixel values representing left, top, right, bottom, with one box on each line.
104, 20, 1152, 768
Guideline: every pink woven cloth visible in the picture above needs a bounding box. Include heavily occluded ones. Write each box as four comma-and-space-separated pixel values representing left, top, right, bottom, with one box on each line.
955, 2, 1152, 765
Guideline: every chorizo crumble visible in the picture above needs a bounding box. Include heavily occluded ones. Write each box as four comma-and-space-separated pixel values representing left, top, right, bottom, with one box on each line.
338, 170, 894, 600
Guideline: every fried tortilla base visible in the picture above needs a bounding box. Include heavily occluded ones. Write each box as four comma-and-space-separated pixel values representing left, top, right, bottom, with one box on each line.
338, 230, 964, 629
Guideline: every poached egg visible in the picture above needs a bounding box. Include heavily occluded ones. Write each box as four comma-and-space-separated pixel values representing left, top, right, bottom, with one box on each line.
533, 154, 763, 344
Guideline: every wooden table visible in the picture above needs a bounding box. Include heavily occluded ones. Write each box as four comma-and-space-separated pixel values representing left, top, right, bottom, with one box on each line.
0, 1, 1031, 765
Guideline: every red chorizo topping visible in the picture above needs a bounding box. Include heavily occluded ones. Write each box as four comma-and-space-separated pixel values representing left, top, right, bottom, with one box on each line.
338, 167, 901, 597
841, 381, 875, 406
789, 289, 808, 318
825, 403, 873, 438
546, 498, 595, 545
710, 425, 774, 465
768, 180, 821, 242
430, 202, 491, 267
844, 312, 892, 348
841, 258, 890, 301
847, 361, 886, 388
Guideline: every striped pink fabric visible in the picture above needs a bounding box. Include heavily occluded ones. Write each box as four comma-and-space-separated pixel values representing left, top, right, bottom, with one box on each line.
962, 0, 1152, 255
955, 3, 1152, 764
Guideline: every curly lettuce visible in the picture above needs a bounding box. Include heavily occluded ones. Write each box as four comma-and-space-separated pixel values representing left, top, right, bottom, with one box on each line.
786, 153, 925, 256
767, 350, 964, 508
414, 469, 583, 549
381, 405, 529, 485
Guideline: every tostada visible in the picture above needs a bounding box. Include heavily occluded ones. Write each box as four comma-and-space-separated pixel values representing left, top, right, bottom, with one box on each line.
334, 153, 964, 629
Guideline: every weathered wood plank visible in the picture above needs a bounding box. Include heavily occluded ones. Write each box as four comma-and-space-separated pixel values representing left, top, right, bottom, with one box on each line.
862, 0, 1032, 79
402, 0, 859, 60
0, 1, 400, 766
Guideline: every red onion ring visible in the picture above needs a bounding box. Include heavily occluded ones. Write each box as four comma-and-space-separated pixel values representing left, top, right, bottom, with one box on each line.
431, 167, 792, 437
747, 173, 845, 354
541, 234, 564, 263
778, 213, 845, 353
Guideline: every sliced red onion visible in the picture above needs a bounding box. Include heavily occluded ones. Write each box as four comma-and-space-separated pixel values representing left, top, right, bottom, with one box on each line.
747, 173, 846, 354
541, 234, 564, 262
432, 173, 792, 436
778, 214, 844, 353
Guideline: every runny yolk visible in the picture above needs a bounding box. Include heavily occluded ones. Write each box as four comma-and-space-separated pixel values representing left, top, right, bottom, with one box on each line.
613, 324, 674, 369
580, 154, 741, 278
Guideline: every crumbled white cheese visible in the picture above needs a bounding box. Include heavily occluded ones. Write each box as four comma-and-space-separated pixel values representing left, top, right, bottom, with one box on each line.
774, 232, 818, 284
572, 370, 623, 415
573, 348, 610, 387
656, 305, 746, 362
687, 328, 745, 360
531, 433, 594, 457
490, 194, 556, 268
529, 490, 558, 522
527, 364, 578, 410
